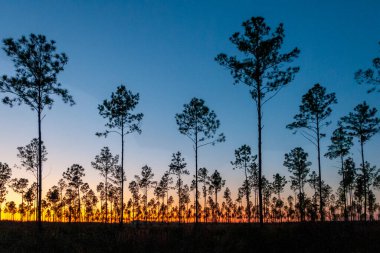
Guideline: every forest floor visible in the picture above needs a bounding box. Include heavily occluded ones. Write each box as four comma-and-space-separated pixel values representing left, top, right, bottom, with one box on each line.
0, 221, 379, 253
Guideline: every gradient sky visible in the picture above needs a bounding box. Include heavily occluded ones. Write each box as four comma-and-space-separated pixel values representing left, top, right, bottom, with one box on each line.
1, 0, 380, 203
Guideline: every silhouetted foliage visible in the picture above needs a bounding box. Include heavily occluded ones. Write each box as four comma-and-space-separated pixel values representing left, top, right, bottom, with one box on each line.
216, 16, 300, 225
325, 125, 353, 221
135, 165, 155, 221
209, 170, 225, 222
168, 152, 188, 223
231, 144, 257, 223
91, 147, 119, 222
287, 83, 337, 221
175, 97, 225, 223
63, 164, 85, 221
0, 34, 74, 228
355, 41, 380, 93
341, 102, 380, 220
284, 147, 311, 221
0, 162, 12, 220
97, 85, 143, 225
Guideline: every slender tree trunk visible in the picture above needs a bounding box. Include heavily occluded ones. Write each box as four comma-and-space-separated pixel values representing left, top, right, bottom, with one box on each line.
178, 175, 181, 224
316, 119, 324, 221
257, 78, 264, 226
195, 130, 199, 224
360, 139, 366, 221
120, 127, 125, 225
105, 177, 108, 223
37, 106, 42, 230
78, 188, 81, 222
245, 162, 251, 223
341, 155, 348, 222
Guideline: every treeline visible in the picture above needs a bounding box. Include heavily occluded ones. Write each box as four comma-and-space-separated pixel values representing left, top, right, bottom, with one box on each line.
0, 16, 379, 226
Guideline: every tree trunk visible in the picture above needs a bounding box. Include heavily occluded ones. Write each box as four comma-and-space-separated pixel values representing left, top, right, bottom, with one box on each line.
245, 162, 250, 223
341, 155, 348, 222
360, 139, 366, 221
195, 130, 199, 224
120, 127, 125, 226
37, 107, 42, 230
257, 78, 264, 226
316, 118, 324, 221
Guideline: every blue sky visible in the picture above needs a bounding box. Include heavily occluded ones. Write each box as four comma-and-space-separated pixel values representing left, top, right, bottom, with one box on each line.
1, 0, 380, 202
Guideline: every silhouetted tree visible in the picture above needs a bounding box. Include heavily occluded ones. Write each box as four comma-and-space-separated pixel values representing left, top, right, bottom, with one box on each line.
284, 147, 311, 221
308, 171, 319, 221
135, 165, 155, 221
196, 167, 210, 222
9, 178, 29, 220
272, 173, 287, 222
0, 34, 74, 228
46, 186, 60, 221
175, 97, 225, 223
168, 152, 188, 223
342, 158, 357, 220
57, 179, 67, 221
231, 144, 257, 223
24, 183, 37, 221
154, 171, 172, 222
325, 125, 353, 221
355, 42, 380, 93
91, 147, 119, 222
287, 83, 337, 221
17, 138, 47, 179
97, 85, 143, 225
209, 170, 225, 222
128, 180, 139, 221
0, 162, 12, 221
341, 102, 380, 220
216, 17, 300, 225
63, 164, 85, 221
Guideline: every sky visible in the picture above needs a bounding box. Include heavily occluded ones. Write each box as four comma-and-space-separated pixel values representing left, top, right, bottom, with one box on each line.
0, 0, 380, 204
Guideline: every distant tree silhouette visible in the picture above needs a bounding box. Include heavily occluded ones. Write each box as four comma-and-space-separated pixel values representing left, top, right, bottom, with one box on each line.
135, 165, 155, 221
342, 158, 357, 220
91, 147, 119, 222
231, 145, 257, 223
154, 171, 172, 222
0, 162, 12, 221
193, 167, 210, 222
272, 173, 287, 222
17, 138, 47, 208
209, 170, 225, 222
355, 42, 380, 93
308, 171, 319, 221
46, 185, 60, 221
223, 187, 233, 222
341, 102, 380, 220
216, 17, 300, 225
57, 179, 67, 221
63, 164, 85, 221
81, 188, 98, 222
24, 183, 37, 221
175, 97, 225, 223
128, 180, 140, 221
9, 178, 29, 220
325, 125, 353, 221
17, 138, 47, 179
97, 85, 143, 225
168, 152, 188, 223
5, 201, 17, 221
284, 147, 311, 222
287, 83, 337, 221
0, 34, 74, 228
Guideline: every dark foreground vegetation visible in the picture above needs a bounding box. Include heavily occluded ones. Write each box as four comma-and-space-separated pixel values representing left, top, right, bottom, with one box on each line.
0, 221, 379, 253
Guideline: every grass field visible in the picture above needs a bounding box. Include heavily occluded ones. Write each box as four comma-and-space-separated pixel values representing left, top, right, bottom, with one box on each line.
0, 221, 379, 253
